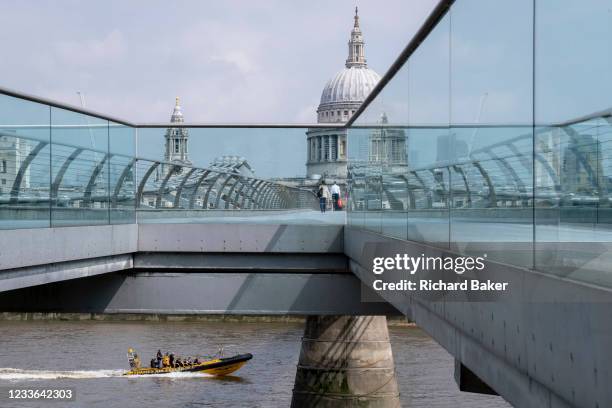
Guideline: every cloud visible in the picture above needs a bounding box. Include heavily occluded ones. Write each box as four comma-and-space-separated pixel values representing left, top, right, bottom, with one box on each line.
54, 29, 127, 66
210, 51, 258, 75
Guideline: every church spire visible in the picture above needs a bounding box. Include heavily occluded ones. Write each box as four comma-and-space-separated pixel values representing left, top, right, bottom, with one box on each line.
164, 96, 191, 174
346, 6, 367, 68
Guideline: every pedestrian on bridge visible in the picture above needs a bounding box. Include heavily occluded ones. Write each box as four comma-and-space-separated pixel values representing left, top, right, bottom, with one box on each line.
330, 181, 341, 211
317, 182, 331, 213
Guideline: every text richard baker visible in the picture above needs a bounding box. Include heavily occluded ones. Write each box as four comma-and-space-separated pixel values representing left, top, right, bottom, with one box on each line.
373, 279, 508, 291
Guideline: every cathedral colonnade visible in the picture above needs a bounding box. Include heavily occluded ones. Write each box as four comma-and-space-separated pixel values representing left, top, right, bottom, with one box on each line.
307, 134, 342, 163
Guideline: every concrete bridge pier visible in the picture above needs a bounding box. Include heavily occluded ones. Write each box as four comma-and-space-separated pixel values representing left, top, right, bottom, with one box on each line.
291, 315, 401, 407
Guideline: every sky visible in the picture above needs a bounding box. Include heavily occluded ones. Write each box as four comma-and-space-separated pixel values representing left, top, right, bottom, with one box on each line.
0, 0, 438, 124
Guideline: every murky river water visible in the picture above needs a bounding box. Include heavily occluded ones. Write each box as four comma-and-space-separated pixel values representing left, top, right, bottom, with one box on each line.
0, 320, 510, 407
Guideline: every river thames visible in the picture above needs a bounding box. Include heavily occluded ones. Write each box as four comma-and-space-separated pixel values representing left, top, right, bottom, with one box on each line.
0, 320, 510, 407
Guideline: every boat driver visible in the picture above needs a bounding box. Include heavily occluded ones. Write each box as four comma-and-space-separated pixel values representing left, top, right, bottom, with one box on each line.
156, 350, 163, 368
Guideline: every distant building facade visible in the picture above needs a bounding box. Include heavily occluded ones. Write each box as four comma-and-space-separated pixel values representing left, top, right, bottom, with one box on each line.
368, 113, 407, 166
561, 132, 603, 195
0, 132, 30, 196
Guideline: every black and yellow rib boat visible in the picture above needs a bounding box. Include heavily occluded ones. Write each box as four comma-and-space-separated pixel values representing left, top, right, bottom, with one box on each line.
124, 349, 252, 377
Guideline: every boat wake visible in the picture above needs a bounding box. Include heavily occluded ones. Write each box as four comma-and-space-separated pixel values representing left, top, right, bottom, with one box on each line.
0, 368, 212, 381
0, 368, 125, 380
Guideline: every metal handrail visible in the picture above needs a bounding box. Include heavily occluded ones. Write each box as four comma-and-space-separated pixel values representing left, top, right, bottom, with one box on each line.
0, 85, 341, 129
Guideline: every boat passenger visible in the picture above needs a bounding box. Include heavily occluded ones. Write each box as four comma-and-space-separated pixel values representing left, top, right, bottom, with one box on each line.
193, 358, 199, 364
156, 349, 162, 368
150, 358, 156, 368
162, 354, 170, 368
169, 353, 175, 367
133, 354, 141, 368
176, 358, 183, 367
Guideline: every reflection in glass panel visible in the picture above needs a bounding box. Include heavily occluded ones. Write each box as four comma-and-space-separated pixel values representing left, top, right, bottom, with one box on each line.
452, 126, 533, 268
407, 129, 450, 246
109, 123, 135, 224
347, 128, 368, 229
364, 159, 382, 234
348, 77, 386, 233
378, 127, 409, 239
535, 119, 612, 287
449, 0, 533, 266
405, 12, 450, 247
50, 108, 109, 227
0, 94, 51, 229
348, 121, 411, 238
534, 0, 612, 287
375, 61, 409, 240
